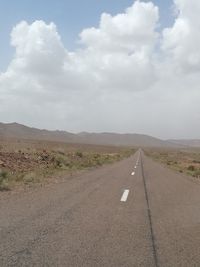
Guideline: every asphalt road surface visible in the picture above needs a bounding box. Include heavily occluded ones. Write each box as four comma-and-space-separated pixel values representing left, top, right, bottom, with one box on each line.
1, 150, 200, 266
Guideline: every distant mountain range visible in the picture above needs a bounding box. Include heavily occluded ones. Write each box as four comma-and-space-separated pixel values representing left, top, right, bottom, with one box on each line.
169, 139, 200, 148
0, 122, 191, 148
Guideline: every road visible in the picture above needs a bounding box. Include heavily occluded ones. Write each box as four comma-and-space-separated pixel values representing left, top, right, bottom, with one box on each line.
1, 150, 200, 266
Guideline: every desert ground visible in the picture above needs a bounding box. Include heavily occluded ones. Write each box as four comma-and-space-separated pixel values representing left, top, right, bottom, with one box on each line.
145, 147, 200, 179
0, 138, 135, 191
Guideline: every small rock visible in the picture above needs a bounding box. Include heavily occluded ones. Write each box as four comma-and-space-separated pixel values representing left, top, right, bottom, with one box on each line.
0, 160, 5, 167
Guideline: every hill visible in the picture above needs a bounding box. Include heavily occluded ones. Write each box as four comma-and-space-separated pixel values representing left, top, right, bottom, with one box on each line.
77, 132, 174, 147
0, 122, 76, 143
0, 122, 177, 148
169, 139, 200, 148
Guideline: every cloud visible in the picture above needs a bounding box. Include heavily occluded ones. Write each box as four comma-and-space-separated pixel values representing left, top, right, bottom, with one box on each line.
0, 0, 200, 138
80, 1, 159, 53
79, 1, 159, 91
162, 0, 200, 72
10, 20, 67, 75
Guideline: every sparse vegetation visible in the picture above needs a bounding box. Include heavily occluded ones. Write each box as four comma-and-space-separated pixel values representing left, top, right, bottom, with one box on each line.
0, 170, 10, 191
145, 148, 200, 179
23, 172, 40, 184
187, 165, 195, 171
0, 139, 135, 191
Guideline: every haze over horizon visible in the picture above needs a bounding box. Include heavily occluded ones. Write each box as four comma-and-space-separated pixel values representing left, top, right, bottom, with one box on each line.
0, 0, 199, 139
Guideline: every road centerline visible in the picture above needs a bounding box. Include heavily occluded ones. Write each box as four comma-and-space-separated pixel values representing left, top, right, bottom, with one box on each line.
120, 189, 130, 202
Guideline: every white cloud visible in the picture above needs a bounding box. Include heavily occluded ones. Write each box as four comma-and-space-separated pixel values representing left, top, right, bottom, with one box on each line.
79, 1, 159, 91
80, 1, 159, 53
10, 20, 66, 75
0, 0, 200, 138
162, 0, 200, 72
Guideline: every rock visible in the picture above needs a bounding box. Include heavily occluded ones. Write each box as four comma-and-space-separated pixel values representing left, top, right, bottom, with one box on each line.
0, 160, 5, 166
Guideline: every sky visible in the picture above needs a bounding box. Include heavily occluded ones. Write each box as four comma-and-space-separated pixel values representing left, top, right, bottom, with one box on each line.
0, 0, 172, 71
0, 0, 199, 139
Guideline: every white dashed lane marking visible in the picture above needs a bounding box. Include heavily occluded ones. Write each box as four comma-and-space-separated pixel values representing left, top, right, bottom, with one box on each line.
120, 190, 130, 202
